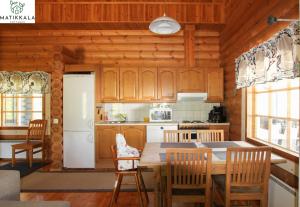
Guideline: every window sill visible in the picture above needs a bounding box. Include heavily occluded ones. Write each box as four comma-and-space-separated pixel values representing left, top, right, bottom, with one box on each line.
0, 127, 28, 130
246, 137, 299, 163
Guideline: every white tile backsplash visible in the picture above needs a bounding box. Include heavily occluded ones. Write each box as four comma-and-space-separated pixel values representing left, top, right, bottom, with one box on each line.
102, 101, 220, 122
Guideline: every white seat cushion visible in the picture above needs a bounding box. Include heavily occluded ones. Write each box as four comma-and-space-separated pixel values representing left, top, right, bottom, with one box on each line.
116, 133, 140, 171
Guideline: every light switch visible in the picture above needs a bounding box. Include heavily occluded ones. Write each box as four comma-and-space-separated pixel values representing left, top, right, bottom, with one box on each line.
53, 118, 59, 124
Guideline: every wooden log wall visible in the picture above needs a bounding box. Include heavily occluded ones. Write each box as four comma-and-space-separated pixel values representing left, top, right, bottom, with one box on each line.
0, 29, 221, 70
50, 55, 64, 168
220, 0, 299, 140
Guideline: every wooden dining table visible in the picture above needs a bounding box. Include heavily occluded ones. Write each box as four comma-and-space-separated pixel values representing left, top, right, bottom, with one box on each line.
139, 141, 286, 207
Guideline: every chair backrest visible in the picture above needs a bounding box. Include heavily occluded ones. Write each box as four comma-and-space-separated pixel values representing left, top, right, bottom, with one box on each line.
166, 148, 212, 189
164, 130, 192, 143
27, 119, 47, 143
196, 130, 224, 142
226, 147, 272, 189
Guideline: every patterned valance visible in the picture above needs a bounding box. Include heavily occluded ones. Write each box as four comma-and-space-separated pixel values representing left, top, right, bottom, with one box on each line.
235, 22, 300, 89
0, 71, 50, 94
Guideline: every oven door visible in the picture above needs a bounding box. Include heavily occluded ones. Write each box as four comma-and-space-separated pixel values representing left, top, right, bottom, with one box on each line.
191, 130, 197, 141
178, 127, 209, 141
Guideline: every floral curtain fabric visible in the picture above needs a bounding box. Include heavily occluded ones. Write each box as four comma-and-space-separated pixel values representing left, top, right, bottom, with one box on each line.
235, 22, 300, 89
0, 71, 50, 94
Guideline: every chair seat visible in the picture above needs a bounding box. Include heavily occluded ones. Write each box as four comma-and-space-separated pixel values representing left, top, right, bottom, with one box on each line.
12, 141, 43, 149
213, 175, 262, 194
172, 188, 205, 196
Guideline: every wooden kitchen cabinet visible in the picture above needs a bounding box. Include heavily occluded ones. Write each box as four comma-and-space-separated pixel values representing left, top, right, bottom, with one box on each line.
120, 125, 146, 149
120, 67, 139, 102
95, 126, 120, 159
95, 68, 102, 103
158, 68, 177, 102
139, 67, 157, 101
96, 125, 146, 159
101, 67, 119, 102
177, 68, 206, 92
206, 68, 224, 102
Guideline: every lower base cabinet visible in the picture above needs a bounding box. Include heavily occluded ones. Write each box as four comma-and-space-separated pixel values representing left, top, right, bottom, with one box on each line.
95, 125, 146, 160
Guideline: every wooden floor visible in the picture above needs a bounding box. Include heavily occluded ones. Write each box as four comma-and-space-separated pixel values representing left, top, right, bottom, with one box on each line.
21, 192, 155, 207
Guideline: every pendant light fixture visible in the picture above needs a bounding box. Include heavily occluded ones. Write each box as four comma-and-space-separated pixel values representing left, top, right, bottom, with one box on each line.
149, 13, 181, 35
149, 1, 181, 35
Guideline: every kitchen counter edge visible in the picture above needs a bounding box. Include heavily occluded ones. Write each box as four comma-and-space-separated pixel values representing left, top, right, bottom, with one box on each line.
95, 122, 230, 126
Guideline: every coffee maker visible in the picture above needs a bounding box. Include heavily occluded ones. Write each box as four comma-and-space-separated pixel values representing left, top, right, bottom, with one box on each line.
208, 106, 226, 123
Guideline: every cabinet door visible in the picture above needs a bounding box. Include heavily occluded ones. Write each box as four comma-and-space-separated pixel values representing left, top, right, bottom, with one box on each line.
101, 67, 119, 102
120, 125, 146, 149
177, 68, 205, 92
139, 67, 157, 101
158, 68, 177, 102
207, 68, 224, 102
95, 126, 120, 159
120, 68, 139, 102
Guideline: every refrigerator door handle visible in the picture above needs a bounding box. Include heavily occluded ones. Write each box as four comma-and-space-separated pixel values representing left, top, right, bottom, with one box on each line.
87, 134, 94, 143
88, 119, 94, 129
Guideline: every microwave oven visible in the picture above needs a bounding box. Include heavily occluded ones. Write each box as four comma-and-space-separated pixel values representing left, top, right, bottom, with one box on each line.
149, 108, 172, 122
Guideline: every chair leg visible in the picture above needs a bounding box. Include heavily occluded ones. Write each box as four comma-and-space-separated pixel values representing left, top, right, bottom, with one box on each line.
134, 173, 144, 207
166, 190, 172, 207
26, 149, 29, 163
28, 149, 33, 168
261, 195, 268, 207
115, 174, 123, 202
42, 148, 45, 162
138, 169, 149, 203
109, 174, 121, 207
11, 147, 16, 167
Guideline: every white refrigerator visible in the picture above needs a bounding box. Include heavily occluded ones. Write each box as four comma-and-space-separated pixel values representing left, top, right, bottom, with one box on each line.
63, 74, 95, 168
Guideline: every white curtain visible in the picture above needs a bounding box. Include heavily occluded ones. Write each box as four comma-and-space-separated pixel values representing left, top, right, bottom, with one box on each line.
235, 22, 300, 89
0, 71, 50, 94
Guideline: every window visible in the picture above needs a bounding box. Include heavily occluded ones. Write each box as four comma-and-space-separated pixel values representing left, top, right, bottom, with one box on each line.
247, 78, 300, 153
0, 94, 44, 127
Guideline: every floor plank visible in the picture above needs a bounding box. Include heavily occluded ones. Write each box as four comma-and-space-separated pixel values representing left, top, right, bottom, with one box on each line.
21, 192, 155, 207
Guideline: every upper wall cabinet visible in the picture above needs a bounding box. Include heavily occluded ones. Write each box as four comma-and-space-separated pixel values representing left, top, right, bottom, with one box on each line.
177, 68, 206, 92
206, 68, 224, 102
119, 68, 139, 102
101, 67, 119, 102
158, 68, 177, 101
139, 67, 158, 101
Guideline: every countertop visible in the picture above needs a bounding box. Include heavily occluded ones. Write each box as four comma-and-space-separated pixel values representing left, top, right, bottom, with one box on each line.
95, 121, 230, 126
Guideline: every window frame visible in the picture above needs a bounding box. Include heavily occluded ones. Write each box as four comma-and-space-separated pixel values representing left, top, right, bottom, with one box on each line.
246, 78, 300, 161
0, 94, 45, 128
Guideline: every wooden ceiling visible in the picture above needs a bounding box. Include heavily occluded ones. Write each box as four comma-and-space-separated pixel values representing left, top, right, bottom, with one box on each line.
0, 0, 225, 30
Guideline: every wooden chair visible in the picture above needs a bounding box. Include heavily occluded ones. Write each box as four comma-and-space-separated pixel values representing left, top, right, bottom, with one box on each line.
196, 129, 224, 142
163, 130, 192, 142
11, 119, 47, 168
166, 148, 212, 207
109, 145, 149, 207
212, 146, 272, 207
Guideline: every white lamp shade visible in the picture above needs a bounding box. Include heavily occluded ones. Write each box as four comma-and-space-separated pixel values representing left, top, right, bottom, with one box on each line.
149, 14, 181, 35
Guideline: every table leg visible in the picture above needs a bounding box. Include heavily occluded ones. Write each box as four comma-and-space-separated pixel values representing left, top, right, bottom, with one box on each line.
153, 165, 162, 207
152, 165, 168, 207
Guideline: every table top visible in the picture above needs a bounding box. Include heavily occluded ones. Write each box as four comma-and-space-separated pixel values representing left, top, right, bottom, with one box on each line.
139, 141, 286, 167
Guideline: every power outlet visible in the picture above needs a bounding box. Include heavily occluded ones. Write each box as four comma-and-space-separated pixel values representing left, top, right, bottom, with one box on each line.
53, 118, 59, 124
